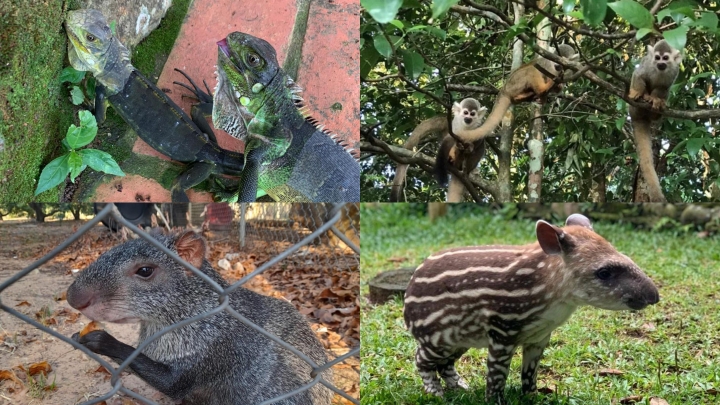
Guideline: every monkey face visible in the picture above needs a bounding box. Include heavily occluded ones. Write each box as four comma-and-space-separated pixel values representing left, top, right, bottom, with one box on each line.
462, 109, 477, 125
654, 52, 669, 71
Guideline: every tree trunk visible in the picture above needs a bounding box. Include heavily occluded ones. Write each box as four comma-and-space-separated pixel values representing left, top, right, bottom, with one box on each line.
428, 203, 447, 222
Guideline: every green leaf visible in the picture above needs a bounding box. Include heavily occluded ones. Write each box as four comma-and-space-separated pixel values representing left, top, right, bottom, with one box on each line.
431, 0, 460, 19
86, 76, 96, 99
389, 19, 404, 29
686, 138, 704, 156
425, 27, 447, 40
407, 25, 428, 33
562, 0, 576, 14
362, 0, 403, 24
635, 27, 654, 40
401, 50, 425, 80
615, 116, 626, 130
360, 47, 381, 79
694, 12, 718, 31
373, 35, 392, 59
79, 149, 126, 177
110, 20, 117, 35
663, 25, 688, 50
70, 86, 85, 105
68, 150, 84, 182
580, 0, 607, 25
608, 0, 653, 29
34, 154, 70, 196
66, 110, 98, 149
59, 67, 86, 84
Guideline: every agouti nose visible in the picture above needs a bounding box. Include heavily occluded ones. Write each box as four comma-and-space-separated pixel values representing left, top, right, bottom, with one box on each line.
66, 285, 93, 311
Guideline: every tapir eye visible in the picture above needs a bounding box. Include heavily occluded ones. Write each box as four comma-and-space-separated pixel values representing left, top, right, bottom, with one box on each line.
86, 34, 96, 41
136, 266, 155, 278
247, 53, 261, 67
595, 268, 613, 280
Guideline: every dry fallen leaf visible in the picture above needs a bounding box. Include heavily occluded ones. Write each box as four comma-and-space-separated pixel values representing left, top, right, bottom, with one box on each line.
80, 321, 104, 337
649, 397, 670, 405
0, 369, 24, 388
620, 395, 643, 404
598, 368, 624, 376
15, 300, 31, 307
28, 361, 52, 377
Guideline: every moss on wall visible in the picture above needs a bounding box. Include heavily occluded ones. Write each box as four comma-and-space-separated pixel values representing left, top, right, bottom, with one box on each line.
0, 0, 74, 202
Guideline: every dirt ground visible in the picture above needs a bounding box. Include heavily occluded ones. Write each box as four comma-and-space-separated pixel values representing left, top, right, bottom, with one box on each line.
0, 219, 359, 405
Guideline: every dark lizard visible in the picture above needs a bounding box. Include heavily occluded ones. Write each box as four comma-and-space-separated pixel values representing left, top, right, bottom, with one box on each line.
65, 9, 244, 202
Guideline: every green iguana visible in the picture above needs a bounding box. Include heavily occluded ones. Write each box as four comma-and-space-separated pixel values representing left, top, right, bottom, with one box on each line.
65, 9, 245, 202
199, 32, 360, 202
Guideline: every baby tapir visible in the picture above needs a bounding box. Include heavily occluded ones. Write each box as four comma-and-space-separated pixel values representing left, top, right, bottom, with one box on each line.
403, 214, 659, 403
66, 229, 332, 405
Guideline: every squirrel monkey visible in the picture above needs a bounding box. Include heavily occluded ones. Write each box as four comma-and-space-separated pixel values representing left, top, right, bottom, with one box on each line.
628, 40, 682, 202
454, 44, 578, 143
434, 98, 488, 202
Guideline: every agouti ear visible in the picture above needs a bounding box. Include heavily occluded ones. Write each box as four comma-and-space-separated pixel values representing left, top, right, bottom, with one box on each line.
174, 231, 206, 273
536, 220, 564, 255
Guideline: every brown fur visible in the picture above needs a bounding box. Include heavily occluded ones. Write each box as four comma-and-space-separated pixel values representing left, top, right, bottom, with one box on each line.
628, 40, 682, 202
455, 47, 574, 143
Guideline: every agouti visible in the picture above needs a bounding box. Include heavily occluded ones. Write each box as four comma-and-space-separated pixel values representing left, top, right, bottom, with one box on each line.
67, 230, 332, 405
403, 214, 659, 403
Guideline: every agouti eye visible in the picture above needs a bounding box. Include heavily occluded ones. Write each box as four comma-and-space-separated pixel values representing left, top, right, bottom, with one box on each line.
86, 34, 96, 41
595, 268, 612, 280
247, 53, 261, 67
136, 266, 154, 278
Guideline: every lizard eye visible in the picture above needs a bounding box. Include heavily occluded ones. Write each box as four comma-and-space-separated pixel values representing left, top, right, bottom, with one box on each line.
247, 53, 261, 67
136, 266, 155, 278
86, 34, 96, 41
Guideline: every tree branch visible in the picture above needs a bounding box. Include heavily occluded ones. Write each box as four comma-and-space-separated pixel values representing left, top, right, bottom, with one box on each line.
361, 136, 499, 201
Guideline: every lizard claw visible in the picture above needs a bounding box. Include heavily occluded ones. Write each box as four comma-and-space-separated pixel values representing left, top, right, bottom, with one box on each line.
173, 68, 212, 104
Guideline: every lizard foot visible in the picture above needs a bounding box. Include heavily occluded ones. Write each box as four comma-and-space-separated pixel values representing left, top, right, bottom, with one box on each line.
173, 68, 213, 104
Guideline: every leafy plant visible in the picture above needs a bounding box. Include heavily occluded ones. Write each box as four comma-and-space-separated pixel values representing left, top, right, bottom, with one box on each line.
34, 110, 124, 196
59, 66, 96, 107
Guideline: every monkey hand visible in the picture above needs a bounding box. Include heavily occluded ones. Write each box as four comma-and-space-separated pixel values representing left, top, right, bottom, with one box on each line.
643, 95, 666, 111
459, 142, 474, 154
627, 87, 643, 101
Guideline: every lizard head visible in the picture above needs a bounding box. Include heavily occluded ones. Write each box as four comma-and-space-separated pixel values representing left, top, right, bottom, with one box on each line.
213, 32, 281, 140
65, 9, 114, 75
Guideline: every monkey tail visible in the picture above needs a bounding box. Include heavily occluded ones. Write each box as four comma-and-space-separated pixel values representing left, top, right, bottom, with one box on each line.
631, 118, 667, 202
456, 94, 512, 143
434, 136, 454, 187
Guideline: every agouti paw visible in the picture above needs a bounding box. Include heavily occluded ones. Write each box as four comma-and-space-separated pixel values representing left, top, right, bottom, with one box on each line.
72, 330, 116, 353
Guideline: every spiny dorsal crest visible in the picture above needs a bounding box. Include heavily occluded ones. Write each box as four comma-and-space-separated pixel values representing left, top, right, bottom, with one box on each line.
284, 75, 358, 160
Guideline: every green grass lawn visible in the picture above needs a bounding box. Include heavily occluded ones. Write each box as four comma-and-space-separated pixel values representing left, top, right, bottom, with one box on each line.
360, 204, 720, 405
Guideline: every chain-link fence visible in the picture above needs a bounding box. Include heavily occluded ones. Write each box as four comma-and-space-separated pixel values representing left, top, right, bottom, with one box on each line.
0, 203, 359, 405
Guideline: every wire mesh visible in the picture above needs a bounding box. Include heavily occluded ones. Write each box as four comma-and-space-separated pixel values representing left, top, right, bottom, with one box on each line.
0, 203, 359, 405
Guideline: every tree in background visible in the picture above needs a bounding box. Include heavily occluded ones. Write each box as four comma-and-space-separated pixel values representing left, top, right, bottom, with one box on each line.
360, 0, 720, 202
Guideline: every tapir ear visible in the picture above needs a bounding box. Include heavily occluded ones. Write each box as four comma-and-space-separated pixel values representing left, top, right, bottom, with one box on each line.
565, 213, 593, 230
174, 230, 206, 273
536, 220, 564, 255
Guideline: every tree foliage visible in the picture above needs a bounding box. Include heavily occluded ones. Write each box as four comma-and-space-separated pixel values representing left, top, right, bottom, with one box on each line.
360, 0, 720, 202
